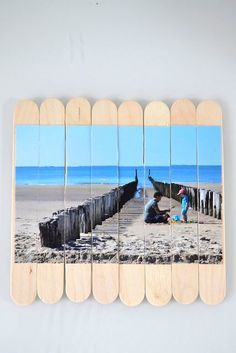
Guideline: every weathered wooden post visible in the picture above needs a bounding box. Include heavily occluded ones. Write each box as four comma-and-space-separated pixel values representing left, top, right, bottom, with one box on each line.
205, 191, 209, 215
193, 187, 198, 211
213, 192, 221, 219
82, 201, 92, 232
200, 189, 206, 214
101, 195, 106, 221
94, 197, 102, 225
88, 198, 96, 229
39, 178, 139, 248
39, 215, 63, 248
208, 191, 213, 217
62, 210, 70, 242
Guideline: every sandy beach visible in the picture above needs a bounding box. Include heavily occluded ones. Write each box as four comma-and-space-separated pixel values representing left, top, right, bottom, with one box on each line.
15, 184, 114, 263
15, 183, 223, 264
117, 186, 222, 264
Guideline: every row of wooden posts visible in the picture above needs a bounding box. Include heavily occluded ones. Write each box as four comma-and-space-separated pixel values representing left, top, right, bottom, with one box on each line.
39, 173, 221, 248
152, 180, 222, 219
39, 178, 138, 248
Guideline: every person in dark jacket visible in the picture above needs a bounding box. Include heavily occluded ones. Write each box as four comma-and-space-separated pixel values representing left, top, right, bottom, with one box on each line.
144, 191, 170, 223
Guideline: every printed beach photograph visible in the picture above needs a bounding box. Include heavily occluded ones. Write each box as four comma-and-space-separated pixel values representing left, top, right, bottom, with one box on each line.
14, 124, 223, 264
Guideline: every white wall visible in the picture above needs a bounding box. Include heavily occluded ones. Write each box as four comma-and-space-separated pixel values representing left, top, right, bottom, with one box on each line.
0, 0, 236, 352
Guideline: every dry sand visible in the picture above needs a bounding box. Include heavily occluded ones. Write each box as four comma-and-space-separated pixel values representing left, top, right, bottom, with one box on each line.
117, 187, 222, 264
15, 184, 113, 263
15, 184, 223, 264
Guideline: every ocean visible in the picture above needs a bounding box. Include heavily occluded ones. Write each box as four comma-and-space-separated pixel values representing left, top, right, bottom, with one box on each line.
16, 165, 222, 186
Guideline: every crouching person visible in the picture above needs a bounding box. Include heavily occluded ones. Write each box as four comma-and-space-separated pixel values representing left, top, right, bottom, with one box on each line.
144, 191, 170, 224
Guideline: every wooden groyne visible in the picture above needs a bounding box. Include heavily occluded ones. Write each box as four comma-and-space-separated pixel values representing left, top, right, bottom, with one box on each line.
39, 178, 138, 248
148, 175, 222, 220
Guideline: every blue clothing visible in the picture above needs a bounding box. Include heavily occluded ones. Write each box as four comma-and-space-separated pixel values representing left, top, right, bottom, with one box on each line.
181, 195, 189, 215
144, 198, 159, 221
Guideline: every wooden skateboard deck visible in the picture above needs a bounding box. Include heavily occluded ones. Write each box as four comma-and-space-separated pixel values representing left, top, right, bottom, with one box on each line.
144, 101, 172, 305
171, 99, 198, 304
65, 98, 92, 302
11, 100, 39, 305
118, 101, 145, 306
36, 99, 65, 304
197, 101, 225, 304
91, 100, 119, 304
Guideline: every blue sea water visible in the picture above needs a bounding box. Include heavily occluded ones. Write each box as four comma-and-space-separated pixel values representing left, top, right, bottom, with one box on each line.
16, 165, 222, 186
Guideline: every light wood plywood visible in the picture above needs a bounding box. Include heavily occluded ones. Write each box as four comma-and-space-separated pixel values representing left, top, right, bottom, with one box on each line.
144, 101, 172, 306
92, 99, 119, 304
171, 99, 198, 304
118, 101, 145, 306
11, 100, 38, 305
37, 98, 65, 304
197, 100, 225, 305
65, 97, 92, 303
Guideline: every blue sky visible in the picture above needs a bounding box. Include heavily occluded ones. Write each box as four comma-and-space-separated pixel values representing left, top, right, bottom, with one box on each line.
92, 126, 118, 165
145, 126, 170, 166
197, 126, 222, 165
16, 125, 221, 167
171, 126, 197, 165
16, 126, 64, 167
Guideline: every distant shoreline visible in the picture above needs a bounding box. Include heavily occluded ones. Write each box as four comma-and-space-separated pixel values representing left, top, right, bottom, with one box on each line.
15, 182, 222, 193
15, 165, 222, 186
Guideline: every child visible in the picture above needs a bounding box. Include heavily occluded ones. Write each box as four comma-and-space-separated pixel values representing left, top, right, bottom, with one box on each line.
177, 188, 189, 223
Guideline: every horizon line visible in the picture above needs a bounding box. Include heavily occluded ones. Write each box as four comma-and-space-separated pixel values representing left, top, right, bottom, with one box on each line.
16, 164, 222, 168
